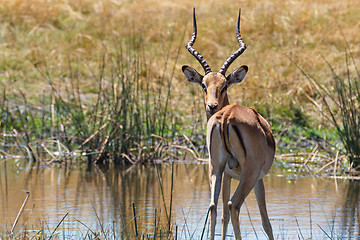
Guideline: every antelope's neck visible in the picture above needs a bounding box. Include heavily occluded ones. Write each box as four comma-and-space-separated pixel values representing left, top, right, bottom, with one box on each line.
223, 94, 230, 107
206, 93, 230, 122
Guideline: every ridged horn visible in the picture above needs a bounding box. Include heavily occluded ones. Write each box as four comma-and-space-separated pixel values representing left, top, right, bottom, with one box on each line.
219, 9, 246, 76
185, 8, 212, 75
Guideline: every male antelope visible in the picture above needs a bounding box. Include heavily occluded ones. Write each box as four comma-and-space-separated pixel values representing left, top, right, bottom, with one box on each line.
182, 9, 275, 240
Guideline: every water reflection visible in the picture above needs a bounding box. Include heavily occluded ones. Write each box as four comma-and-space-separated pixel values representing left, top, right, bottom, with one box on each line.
340, 180, 360, 238
0, 160, 359, 239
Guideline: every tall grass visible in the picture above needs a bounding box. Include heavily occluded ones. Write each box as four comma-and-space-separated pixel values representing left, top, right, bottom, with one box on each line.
322, 52, 360, 170
1, 0, 359, 123
294, 49, 360, 170
0, 31, 187, 164
1, 0, 360, 169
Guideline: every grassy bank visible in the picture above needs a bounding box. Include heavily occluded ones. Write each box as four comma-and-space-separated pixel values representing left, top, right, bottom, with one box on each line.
0, 0, 360, 171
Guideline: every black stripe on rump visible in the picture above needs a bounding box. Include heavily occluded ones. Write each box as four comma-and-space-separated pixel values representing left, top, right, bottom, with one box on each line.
230, 125, 246, 157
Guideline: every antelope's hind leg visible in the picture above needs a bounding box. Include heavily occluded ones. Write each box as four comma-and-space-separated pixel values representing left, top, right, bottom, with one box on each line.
228, 169, 259, 239
207, 123, 227, 240
255, 179, 274, 240
221, 172, 231, 240
226, 124, 261, 239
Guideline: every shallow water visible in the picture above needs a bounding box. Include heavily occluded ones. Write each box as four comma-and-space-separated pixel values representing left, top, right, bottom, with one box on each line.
0, 160, 359, 239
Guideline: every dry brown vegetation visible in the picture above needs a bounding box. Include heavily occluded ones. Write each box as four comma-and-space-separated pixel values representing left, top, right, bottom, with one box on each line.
1, 0, 359, 110
0, 0, 360, 166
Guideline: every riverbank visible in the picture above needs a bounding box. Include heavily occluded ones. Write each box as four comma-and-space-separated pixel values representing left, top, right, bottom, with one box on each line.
1, 0, 360, 171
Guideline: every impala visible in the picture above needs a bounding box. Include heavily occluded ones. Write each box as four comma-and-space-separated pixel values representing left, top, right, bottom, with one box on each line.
182, 8, 275, 240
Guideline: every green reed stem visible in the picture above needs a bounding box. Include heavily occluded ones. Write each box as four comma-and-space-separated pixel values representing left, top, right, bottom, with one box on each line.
133, 202, 139, 238
168, 162, 174, 233
200, 208, 210, 240
49, 212, 68, 240
91, 201, 108, 240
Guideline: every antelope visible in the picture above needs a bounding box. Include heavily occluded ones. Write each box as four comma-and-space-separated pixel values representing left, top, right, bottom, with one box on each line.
182, 8, 275, 240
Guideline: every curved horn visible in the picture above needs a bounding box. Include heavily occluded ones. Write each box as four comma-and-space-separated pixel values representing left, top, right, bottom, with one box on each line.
219, 9, 246, 76
185, 8, 212, 75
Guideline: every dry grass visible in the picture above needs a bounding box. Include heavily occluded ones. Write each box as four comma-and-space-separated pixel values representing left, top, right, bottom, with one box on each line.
0, 0, 360, 162
1, 0, 359, 108
0, 3, 358, 83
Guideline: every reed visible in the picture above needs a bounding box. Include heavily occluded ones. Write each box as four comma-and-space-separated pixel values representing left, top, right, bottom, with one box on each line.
155, 162, 176, 238
0, 29, 186, 164
323, 52, 360, 170
3, 163, 356, 240
293, 48, 360, 170
2, 0, 358, 169
10, 192, 30, 235
49, 212, 69, 240
6, 208, 350, 240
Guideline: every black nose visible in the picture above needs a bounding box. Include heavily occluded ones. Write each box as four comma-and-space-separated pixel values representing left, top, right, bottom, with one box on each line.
208, 104, 218, 113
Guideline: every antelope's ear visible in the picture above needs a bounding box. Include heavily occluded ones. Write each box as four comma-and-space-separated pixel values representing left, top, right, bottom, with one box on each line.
182, 65, 203, 85
226, 65, 248, 87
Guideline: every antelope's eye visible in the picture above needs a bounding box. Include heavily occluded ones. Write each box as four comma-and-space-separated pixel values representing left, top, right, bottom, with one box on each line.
201, 83, 207, 92
221, 84, 228, 93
